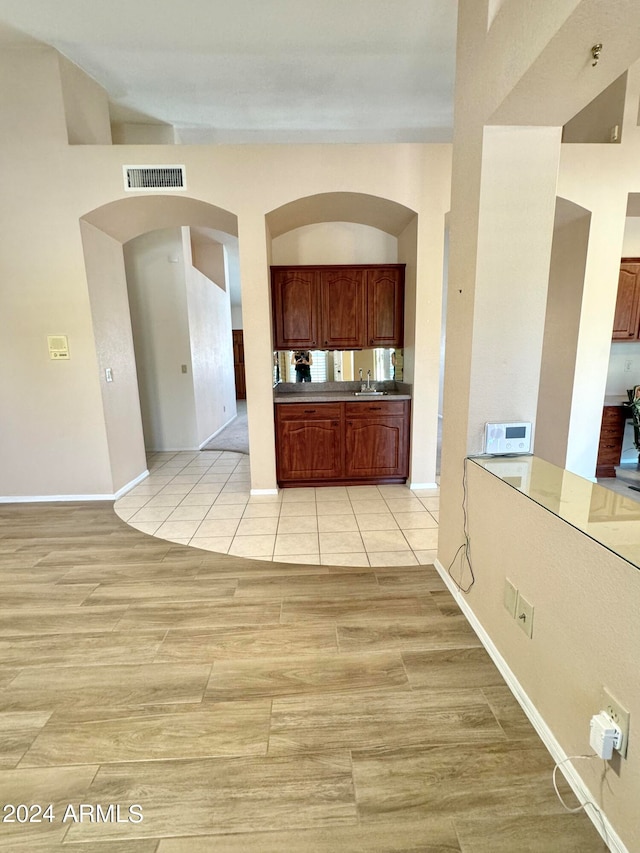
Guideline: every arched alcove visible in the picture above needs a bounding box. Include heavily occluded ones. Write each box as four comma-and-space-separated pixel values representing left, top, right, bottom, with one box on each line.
265, 192, 439, 488
80, 195, 239, 493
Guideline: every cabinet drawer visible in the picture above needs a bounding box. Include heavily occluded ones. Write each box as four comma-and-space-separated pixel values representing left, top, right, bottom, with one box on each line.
345, 400, 407, 417
276, 402, 343, 421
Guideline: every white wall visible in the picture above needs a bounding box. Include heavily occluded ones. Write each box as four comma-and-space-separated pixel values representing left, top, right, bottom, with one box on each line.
124, 229, 199, 451
271, 221, 398, 264
182, 228, 237, 447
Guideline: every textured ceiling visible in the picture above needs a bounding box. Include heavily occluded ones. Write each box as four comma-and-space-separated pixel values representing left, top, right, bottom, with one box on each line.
0, 0, 458, 143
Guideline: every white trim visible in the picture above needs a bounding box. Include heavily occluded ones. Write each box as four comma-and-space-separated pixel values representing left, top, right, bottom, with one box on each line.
198, 415, 238, 449
409, 481, 439, 490
145, 446, 201, 452
1, 494, 117, 503
114, 469, 149, 499
250, 488, 279, 496
0, 470, 151, 504
433, 557, 628, 853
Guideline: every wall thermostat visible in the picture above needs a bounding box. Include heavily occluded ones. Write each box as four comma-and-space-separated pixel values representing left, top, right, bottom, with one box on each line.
485, 421, 532, 455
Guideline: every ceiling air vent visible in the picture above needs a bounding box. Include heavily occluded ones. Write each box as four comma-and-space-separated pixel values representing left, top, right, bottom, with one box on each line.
123, 165, 186, 192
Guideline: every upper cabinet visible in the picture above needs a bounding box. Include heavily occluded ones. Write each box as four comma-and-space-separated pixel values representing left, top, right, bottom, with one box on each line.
271, 264, 405, 350
612, 259, 640, 341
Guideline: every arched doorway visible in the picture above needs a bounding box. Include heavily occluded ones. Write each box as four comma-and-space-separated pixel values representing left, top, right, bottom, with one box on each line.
80, 195, 239, 493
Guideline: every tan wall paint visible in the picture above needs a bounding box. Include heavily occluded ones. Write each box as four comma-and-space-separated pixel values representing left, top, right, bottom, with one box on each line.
182, 229, 237, 446
190, 229, 226, 287
124, 228, 198, 451
57, 54, 112, 145
536, 205, 591, 468
81, 221, 147, 493
461, 463, 640, 853
271, 221, 397, 264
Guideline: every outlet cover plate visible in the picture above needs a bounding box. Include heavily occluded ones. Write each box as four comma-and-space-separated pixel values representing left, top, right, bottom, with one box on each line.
602, 687, 630, 759
504, 579, 518, 617
516, 592, 534, 638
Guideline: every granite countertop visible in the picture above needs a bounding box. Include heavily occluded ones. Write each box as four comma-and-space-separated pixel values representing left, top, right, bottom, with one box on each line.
274, 392, 411, 403
273, 380, 412, 404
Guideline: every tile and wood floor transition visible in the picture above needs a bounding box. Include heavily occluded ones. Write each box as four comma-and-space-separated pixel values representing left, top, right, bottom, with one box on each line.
115, 451, 440, 567
0, 496, 606, 851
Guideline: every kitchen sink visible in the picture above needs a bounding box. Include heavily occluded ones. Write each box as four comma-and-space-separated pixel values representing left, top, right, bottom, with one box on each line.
353, 390, 388, 396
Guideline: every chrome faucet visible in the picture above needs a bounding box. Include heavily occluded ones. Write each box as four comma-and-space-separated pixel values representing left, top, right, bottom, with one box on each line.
367, 370, 371, 390
359, 368, 366, 391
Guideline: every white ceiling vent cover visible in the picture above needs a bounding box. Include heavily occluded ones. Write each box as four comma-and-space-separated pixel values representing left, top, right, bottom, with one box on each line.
123, 165, 186, 192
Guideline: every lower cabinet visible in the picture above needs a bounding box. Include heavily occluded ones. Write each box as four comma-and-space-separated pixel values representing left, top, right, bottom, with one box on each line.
275, 404, 342, 482
596, 405, 628, 478
345, 401, 409, 479
275, 400, 410, 487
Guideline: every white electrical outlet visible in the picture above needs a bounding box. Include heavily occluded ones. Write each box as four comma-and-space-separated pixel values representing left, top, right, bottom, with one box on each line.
601, 687, 630, 758
625, 359, 633, 372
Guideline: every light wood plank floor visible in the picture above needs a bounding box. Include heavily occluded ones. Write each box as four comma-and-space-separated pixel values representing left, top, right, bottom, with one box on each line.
0, 502, 606, 852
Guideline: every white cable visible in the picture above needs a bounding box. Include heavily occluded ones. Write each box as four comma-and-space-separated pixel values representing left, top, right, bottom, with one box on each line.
552, 754, 608, 846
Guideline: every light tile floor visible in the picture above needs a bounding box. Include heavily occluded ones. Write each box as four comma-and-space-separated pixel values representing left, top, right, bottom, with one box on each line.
114, 450, 439, 567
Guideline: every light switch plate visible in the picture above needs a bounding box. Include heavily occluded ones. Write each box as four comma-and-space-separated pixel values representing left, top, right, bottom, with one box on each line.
516, 593, 534, 638
504, 579, 518, 617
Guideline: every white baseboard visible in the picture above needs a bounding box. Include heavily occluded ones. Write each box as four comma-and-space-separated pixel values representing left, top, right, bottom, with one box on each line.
199, 415, 239, 450
0, 470, 150, 504
114, 469, 149, 499
433, 557, 628, 853
409, 481, 439, 490
250, 488, 279, 496
1, 494, 116, 503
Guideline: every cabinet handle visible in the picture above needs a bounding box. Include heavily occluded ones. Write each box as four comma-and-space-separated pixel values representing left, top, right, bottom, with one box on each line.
369, 406, 382, 411
324, 340, 328, 345
304, 409, 317, 413
370, 338, 374, 345
332, 421, 339, 426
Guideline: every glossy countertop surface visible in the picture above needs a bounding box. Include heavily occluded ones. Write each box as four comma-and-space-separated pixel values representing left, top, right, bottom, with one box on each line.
273, 380, 412, 404
274, 392, 411, 403
471, 455, 640, 569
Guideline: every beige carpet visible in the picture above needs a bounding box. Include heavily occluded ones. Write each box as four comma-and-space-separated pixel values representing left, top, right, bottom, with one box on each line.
202, 401, 249, 454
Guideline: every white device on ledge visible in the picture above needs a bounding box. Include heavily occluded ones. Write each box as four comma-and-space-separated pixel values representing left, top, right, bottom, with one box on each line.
484, 421, 532, 455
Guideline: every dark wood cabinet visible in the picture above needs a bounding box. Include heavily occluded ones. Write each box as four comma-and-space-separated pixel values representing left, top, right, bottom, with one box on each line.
596, 405, 627, 478
275, 403, 343, 482
232, 329, 246, 400
366, 267, 404, 347
612, 259, 640, 341
271, 265, 404, 350
271, 268, 321, 349
275, 399, 410, 486
321, 268, 366, 348
345, 401, 409, 479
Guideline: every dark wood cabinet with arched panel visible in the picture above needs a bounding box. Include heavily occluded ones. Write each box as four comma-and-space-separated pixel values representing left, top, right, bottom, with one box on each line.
271, 264, 404, 350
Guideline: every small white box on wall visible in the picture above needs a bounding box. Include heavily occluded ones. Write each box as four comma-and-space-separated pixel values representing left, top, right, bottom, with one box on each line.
484, 421, 532, 455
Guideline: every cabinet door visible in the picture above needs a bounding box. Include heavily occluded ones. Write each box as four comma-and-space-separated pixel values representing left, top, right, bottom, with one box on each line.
272, 268, 320, 349
321, 268, 366, 348
275, 404, 343, 482
345, 403, 409, 479
366, 267, 404, 347
613, 263, 640, 340
596, 405, 628, 478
